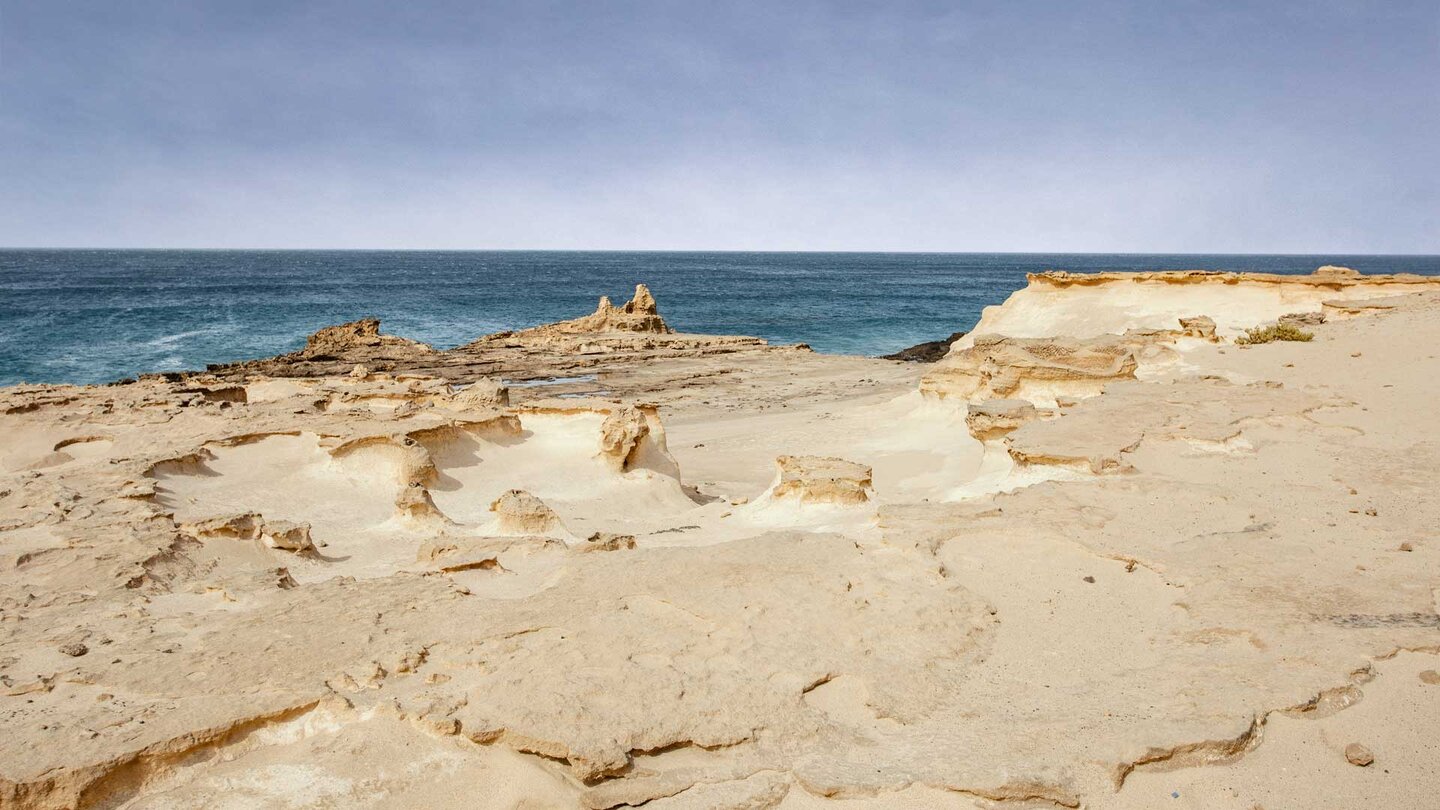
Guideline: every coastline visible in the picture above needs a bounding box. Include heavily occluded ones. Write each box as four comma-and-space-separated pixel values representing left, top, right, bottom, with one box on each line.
3, 268, 1439, 808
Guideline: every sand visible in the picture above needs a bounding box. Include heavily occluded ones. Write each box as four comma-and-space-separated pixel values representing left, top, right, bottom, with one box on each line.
1, 275, 1438, 809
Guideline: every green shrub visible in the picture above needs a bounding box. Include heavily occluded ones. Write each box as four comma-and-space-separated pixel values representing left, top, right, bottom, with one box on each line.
1235, 323, 1314, 345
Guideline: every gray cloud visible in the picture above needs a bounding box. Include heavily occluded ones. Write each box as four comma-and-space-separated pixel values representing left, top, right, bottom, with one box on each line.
2, 0, 1435, 251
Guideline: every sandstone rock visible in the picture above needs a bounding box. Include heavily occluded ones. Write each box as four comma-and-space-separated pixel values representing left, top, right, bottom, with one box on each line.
598, 406, 650, 471
395, 483, 451, 526
489, 489, 567, 536
514, 284, 672, 337
305, 319, 386, 355
450, 377, 510, 408
965, 399, 1046, 441
1179, 315, 1217, 339
259, 520, 315, 553
58, 643, 88, 657
921, 334, 1140, 404
1315, 265, 1362, 279
181, 512, 264, 541
1344, 742, 1374, 766
957, 265, 1440, 344
771, 455, 873, 505
350, 364, 370, 379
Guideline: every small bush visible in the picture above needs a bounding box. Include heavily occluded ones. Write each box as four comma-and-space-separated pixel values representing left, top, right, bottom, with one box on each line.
1235, 323, 1314, 345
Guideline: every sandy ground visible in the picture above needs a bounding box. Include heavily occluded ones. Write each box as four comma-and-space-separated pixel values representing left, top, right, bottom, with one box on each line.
1, 273, 1438, 809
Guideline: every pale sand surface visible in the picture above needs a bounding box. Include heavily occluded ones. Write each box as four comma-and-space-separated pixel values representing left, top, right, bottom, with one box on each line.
1, 274, 1438, 808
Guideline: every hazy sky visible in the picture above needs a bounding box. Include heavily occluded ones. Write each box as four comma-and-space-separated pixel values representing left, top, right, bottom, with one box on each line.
1, 1, 1436, 251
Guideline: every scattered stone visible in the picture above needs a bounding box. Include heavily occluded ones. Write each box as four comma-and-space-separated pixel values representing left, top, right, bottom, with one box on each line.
1082, 576, 1096, 584
58, 643, 88, 657
1419, 670, 1440, 685
1344, 743, 1374, 766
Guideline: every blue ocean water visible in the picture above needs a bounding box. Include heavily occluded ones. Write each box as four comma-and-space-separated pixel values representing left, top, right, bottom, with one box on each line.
2, 250, 1438, 387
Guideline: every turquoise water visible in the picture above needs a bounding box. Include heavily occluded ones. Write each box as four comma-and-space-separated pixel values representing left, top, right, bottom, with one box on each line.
2, 250, 1437, 386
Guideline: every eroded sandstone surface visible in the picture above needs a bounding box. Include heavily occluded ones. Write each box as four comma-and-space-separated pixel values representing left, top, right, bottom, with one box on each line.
2, 270, 1439, 809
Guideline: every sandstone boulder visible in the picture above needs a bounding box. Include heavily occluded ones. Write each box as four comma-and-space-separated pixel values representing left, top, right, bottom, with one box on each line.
450, 377, 510, 409
489, 489, 567, 537
771, 455, 873, 505
1179, 315, 1217, 339
258, 520, 315, 553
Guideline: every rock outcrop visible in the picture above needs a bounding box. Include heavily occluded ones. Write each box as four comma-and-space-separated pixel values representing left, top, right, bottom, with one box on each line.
882, 331, 968, 363
958, 265, 1440, 346
299, 318, 434, 360
964, 399, 1049, 441
769, 455, 874, 505
921, 333, 1142, 404
487, 489, 568, 537
448, 377, 510, 409
511, 284, 672, 337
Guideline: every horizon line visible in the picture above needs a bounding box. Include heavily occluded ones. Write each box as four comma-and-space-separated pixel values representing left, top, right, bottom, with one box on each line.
3, 247, 1438, 258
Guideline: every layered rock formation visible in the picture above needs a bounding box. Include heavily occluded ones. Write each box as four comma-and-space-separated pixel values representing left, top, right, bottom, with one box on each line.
3, 272, 1439, 809
958, 265, 1440, 346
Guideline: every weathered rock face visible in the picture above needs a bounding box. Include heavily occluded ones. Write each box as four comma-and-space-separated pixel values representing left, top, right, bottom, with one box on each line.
921, 333, 1141, 404
964, 398, 1048, 441
598, 405, 650, 471
958, 265, 1440, 346
770, 455, 874, 505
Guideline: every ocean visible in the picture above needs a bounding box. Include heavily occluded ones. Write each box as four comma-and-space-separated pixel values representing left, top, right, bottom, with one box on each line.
2, 250, 1437, 387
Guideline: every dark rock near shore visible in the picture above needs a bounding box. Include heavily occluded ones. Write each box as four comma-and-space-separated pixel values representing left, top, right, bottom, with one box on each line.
881, 332, 967, 363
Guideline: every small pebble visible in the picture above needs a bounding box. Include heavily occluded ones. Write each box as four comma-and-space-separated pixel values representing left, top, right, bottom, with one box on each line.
1082, 576, 1096, 584
1398, 542, 1413, 552
1419, 670, 1440, 685
1344, 743, 1374, 766
59, 642, 88, 657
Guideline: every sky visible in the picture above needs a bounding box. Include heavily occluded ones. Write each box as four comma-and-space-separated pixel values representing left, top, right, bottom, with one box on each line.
1, 0, 1436, 252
